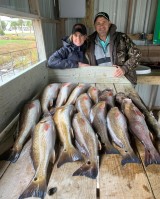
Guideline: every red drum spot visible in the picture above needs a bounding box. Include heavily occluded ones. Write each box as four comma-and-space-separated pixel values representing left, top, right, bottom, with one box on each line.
135, 109, 142, 116
44, 123, 50, 131
115, 112, 119, 118
108, 92, 113, 96
63, 83, 70, 87
93, 88, 97, 91
83, 96, 88, 100
28, 103, 35, 109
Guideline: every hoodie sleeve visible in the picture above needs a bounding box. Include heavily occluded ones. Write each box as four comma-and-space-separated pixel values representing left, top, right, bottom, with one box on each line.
47, 47, 79, 69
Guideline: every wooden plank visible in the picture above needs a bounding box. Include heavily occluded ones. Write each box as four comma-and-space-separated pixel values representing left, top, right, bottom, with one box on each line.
114, 83, 160, 198
137, 76, 160, 85
48, 67, 131, 84
99, 155, 154, 199
97, 83, 153, 198
0, 161, 10, 178
114, 83, 136, 95
95, 83, 115, 92
0, 140, 34, 199
136, 140, 160, 199
45, 160, 97, 199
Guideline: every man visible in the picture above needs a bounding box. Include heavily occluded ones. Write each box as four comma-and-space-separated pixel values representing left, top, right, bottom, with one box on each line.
86, 12, 141, 85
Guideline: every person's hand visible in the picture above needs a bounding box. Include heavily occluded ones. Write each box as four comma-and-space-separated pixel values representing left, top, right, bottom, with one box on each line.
113, 65, 125, 77
78, 62, 90, 67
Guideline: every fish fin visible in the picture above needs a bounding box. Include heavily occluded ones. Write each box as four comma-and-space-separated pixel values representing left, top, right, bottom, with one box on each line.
104, 143, 120, 155
0, 148, 21, 163
18, 175, 46, 199
43, 113, 52, 118
75, 140, 89, 156
50, 150, 56, 164
121, 152, 140, 166
49, 107, 56, 116
70, 127, 74, 138
144, 148, 160, 166
49, 99, 53, 107
57, 146, 83, 168
73, 162, 98, 179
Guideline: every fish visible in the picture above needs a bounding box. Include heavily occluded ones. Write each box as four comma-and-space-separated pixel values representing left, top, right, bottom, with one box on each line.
55, 82, 77, 107
90, 101, 119, 154
0, 99, 41, 163
128, 92, 160, 141
75, 93, 92, 121
65, 83, 90, 105
122, 98, 160, 166
87, 86, 101, 104
18, 115, 56, 199
41, 83, 61, 115
128, 92, 148, 111
107, 107, 140, 165
53, 105, 83, 167
72, 112, 98, 179
115, 92, 127, 105
99, 88, 115, 108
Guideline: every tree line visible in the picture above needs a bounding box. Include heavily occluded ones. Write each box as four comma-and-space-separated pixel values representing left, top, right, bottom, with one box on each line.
0, 18, 33, 35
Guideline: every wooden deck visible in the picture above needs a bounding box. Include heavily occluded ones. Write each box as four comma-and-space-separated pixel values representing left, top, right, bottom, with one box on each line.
0, 67, 160, 199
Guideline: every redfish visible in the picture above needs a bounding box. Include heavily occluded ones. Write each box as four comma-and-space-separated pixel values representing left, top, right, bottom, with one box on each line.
53, 105, 83, 167
90, 101, 119, 154
107, 107, 140, 165
72, 112, 98, 179
0, 99, 41, 163
18, 116, 56, 199
75, 93, 92, 121
122, 98, 160, 166
65, 83, 90, 105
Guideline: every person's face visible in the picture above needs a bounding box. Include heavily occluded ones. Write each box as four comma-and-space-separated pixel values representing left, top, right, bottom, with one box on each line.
94, 17, 111, 37
72, 32, 87, 46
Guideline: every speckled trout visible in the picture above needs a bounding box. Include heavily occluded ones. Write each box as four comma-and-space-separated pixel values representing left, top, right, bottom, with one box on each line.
18, 115, 56, 199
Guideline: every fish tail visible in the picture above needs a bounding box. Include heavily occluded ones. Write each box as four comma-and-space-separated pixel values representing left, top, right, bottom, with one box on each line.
73, 162, 98, 179
43, 111, 52, 117
144, 147, 160, 166
104, 143, 120, 154
18, 175, 46, 199
57, 146, 83, 168
121, 152, 140, 166
0, 148, 21, 163
49, 107, 56, 116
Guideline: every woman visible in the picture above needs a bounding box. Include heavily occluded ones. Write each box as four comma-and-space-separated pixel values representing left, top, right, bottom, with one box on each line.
48, 23, 90, 69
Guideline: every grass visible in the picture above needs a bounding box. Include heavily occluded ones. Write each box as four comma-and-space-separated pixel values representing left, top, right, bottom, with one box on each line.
0, 40, 36, 54
0, 34, 38, 69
